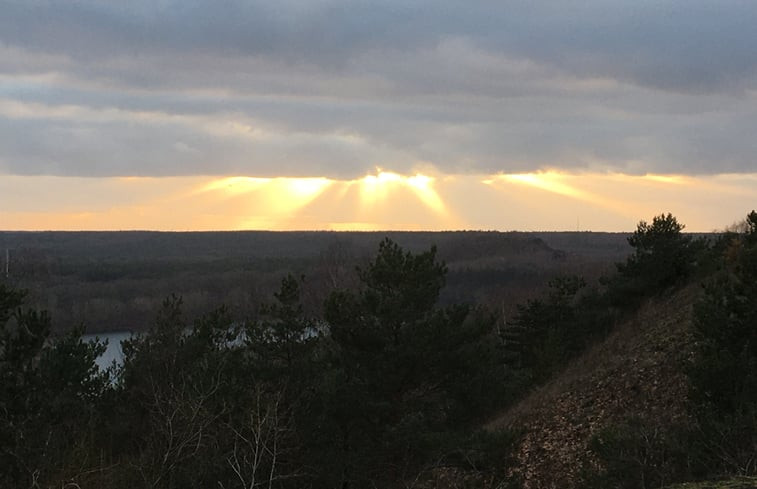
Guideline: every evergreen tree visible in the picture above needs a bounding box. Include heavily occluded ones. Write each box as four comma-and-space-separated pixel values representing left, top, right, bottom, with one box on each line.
316, 238, 512, 487
504, 275, 588, 383
689, 211, 757, 476
0, 284, 108, 487
608, 213, 700, 306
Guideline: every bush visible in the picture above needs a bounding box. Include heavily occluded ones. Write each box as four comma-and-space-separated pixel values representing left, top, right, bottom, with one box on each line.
585, 418, 695, 489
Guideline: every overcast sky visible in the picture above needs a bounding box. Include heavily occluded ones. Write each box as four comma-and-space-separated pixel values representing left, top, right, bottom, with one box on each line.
2, 1, 756, 231
2, 0, 757, 179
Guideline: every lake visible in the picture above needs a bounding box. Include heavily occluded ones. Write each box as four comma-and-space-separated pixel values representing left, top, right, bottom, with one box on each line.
82, 330, 132, 370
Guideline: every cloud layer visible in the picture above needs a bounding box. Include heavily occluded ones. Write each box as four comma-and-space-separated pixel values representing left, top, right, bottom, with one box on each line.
1, 0, 757, 177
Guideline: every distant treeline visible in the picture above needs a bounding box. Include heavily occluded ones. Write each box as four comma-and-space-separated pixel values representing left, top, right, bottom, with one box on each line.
0, 230, 631, 262
0, 231, 630, 333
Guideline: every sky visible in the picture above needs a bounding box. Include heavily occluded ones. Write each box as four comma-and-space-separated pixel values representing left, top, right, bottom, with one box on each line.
1, 0, 756, 232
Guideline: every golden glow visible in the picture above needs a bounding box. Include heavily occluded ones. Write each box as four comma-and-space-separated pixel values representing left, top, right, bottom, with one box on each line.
405, 174, 446, 213
642, 174, 688, 185
484, 171, 684, 221
182, 176, 334, 229
187, 171, 448, 229
288, 178, 333, 199
200, 176, 271, 196
3, 171, 757, 232
498, 171, 588, 200
359, 171, 400, 203
201, 176, 332, 199
357, 171, 447, 215
198, 176, 333, 222
328, 222, 382, 231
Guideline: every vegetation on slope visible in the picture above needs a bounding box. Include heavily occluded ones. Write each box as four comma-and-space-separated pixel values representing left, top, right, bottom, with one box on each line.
663, 478, 757, 489
492, 211, 757, 489
489, 285, 698, 488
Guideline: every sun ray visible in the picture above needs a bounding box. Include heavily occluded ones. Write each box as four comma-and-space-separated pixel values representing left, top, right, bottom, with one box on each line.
499, 172, 588, 200
196, 176, 333, 228
357, 171, 447, 215
487, 171, 640, 219
406, 174, 446, 214
4, 171, 757, 231
199, 176, 271, 196
642, 174, 689, 185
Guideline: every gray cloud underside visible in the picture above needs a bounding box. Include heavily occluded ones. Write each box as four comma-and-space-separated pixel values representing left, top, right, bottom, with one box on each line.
1, 0, 756, 177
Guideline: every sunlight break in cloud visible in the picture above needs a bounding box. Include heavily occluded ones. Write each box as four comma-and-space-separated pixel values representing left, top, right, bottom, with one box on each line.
200, 176, 333, 203
2, 172, 757, 232
190, 171, 447, 230
486, 171, 644, 220
357, 171, 447, 216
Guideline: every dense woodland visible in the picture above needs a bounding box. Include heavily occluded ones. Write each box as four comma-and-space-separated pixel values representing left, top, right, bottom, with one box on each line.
1, 212, 756, 488
0, 230, 629, 334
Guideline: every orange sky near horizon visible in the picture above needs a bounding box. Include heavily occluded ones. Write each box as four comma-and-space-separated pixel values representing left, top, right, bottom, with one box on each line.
2, 171, 756, 233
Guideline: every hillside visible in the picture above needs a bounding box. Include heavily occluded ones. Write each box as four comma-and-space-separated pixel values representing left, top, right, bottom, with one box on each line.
487, 284, 701, 488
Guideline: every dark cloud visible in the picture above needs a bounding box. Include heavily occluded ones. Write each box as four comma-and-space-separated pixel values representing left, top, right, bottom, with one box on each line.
0, 0, 756, 177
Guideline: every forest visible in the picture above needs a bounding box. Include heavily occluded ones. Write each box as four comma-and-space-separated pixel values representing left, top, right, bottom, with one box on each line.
1, 212, 756, 489
0, 230, 630, 334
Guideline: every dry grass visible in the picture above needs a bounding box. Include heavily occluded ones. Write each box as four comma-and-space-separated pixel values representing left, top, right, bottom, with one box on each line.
664, 477, 757, 489
486, 284, 702, 489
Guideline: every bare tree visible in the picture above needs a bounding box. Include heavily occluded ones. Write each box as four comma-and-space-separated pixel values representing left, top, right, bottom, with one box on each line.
135, 369, 224, 489
223, 387, 302, 489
